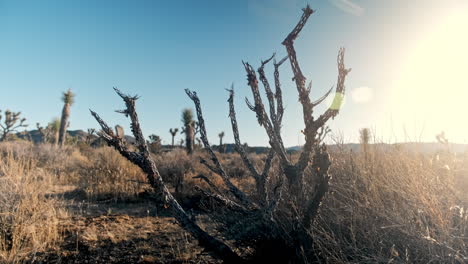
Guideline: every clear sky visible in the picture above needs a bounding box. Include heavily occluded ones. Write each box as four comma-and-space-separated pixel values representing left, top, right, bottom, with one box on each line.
1, 0, 467, 146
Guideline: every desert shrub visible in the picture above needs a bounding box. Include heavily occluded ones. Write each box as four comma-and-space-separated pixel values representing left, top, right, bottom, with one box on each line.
154, 149, 195, 193
76, 146, 150, 201
0, 145, 63, 263
217, 153, 250, 179
309, 146, 468, 263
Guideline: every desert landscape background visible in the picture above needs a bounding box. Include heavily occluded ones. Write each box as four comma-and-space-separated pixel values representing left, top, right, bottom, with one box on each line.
1, 1, 468, 263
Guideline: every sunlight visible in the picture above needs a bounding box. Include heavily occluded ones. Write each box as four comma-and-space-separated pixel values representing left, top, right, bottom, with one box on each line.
393, 11, 468, 142
351, 86, 372, 103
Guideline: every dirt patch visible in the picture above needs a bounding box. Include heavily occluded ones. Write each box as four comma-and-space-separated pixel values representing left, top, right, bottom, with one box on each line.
38, 197, 220, 263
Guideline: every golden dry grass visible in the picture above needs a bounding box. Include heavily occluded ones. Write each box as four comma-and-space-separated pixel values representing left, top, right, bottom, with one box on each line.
0, 140, 466, 263
0, 142, 66, 263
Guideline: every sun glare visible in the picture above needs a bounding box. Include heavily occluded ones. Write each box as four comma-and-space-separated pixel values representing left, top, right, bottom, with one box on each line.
351, 86, 373, 103
393, 12, 468, 142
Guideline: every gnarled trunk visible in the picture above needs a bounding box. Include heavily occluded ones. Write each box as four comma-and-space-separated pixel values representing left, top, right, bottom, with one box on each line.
58, 103, 70, 146
185, 123, 194, 154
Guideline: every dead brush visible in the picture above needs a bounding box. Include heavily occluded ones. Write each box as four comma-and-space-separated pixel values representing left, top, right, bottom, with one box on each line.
309, 146, 468, 263
90, 5, 350, 263
153, 148, 194, 194
77, 146, 150, 201
0, 145, 64, 263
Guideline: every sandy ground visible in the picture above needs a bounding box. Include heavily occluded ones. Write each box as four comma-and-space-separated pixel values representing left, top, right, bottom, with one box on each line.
39, 186, 221, 264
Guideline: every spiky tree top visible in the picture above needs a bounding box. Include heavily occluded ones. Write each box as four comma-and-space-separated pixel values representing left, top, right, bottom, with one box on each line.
62, 89, 75, 105
148, 134, 161, 144
181, 108, 194, 126
170, 128, 179, 136
0, 109, 28, 141
50, 118, 60, 131
359, 128, 371, 145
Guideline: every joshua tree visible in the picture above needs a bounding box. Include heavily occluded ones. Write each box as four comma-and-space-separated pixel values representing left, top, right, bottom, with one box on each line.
0, 110, 28, 141
218, 131, 224, 146
91, 5, 350, 262
181, 109, 195, 154
436, 131, 448, 146
218, 131, 225, 153
115, 125, 125, 139
195, 137, 202, 149
37, 123, 51, 143
49, 118, 61, 145
37, 119, 62, 144
58, 89, 75, 146
359, 127, 371, 160
148, 134, 162, 153
86, 128, 96, 144
169, 128, 179, 146
359, 128, 370, 145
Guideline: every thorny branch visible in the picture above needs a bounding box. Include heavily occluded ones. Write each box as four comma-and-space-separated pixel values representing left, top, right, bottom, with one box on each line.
89, 4, 350, 262
91, 88, 243, 263
228, 87, 277, 206
243, 62, 290, 166
241, 4, 350, 225
185, 88, 252, 208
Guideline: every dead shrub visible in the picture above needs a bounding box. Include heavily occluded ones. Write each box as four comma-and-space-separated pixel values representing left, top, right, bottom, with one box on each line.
0, 145, 64, 263
76, 146, 150, 201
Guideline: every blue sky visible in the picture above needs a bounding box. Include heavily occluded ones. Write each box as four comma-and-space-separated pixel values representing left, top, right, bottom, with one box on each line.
1, 0, 467, 146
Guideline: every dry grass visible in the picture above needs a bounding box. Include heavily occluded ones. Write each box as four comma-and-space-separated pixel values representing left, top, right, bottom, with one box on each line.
312, 145, 468, 263
0, 142, 65, 263
76, 146, 150, 201
0, 140, 466, 263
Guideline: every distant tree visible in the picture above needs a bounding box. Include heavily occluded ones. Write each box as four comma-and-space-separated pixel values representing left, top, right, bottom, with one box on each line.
359, 128, 371, 160
218, 131, 225, 153
58, 89, 75, 146
50, 118, 61, 145
436, 131, 448, 145
37, 122, 51, 143
195, 137, 202, 149
86, 128, 96, 144
359, 128, 370, 145
218, 131, 225, 146
181, 109, 195, 154
0, 110, 27, 141
169, 128, 179, 146
37, 118, 62, 144
115, 125, 125, 139
148, 134, 162, 154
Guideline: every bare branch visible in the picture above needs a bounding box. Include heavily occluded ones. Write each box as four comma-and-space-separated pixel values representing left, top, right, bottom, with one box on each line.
303, 145, 331, 229
89, 110, 115, 138
194, 186, 247, 212
312, 85, 334, 107
261, 149, 275, 178
282, 17, 349, 173
228, 87, 277, 205
193, 174, 224, 196
282, 5, 315, 86
185, 88, 252, 207
112, 87, 148, 154
266, 172, 284, 215
314, 48, 351, 128
243, 61, 270, 128
258, 53, 279, 136
200, 158, 223, 175
245, 97, 256, 112
228, 89, 261, 179
242, 62, 290, 166
273, 56, 288, 125
91, 89, 243, 262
